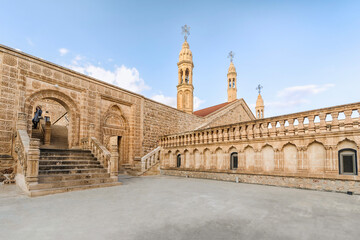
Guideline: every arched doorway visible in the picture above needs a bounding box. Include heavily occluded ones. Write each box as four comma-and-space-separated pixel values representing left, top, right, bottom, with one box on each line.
25, 89, 80, 149
102, 105, 129, 172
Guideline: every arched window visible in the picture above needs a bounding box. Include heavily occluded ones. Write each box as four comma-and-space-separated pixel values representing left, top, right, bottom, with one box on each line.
177, 154, 181, 168
185, 69, 189, 84
230, 152, 238, 170
229, 79, 231, 88
338, 149, 357, 175
232, 79, 235, 88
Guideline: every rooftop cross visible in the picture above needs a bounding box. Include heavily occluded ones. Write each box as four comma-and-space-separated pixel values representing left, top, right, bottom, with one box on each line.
181, 24, 190, 41
228, 51, 234, 62
256, 84, 263, 94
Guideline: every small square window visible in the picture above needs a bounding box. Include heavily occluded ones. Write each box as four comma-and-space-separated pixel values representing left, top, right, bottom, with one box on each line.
339, 149, 357, 175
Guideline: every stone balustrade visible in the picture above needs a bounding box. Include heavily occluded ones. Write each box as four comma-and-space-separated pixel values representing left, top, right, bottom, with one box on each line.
89, 137, 111, 171
160, 102, 360, 148
141, 146, 161, 173
15, 130, 40, 184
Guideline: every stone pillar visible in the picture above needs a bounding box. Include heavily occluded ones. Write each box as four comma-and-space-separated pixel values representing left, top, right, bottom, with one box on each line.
308, 115, 315, 133
16, 112, 27, 131
26, 138, 40, 183
344, 110, 353, 130
331, 112, 339, 131
319, 113, 327, 132
298, 117, 305, 134
288, 119, 295, 135
44, 121, 51, 145
110, 144, 119, 178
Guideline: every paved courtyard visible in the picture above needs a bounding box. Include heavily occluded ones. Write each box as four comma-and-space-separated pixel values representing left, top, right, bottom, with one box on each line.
0, 175, 360, 240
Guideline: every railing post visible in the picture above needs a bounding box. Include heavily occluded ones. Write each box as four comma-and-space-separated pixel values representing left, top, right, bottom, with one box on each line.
26, 138, 40, 184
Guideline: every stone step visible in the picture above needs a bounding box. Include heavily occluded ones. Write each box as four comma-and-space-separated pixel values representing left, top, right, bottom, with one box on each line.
39, 168, 107, 175
29, 177, 118, 190
38, 173, 111, 182
39, 165, 103, 171
40, 156, 96, 160
40, 150, 93, 157
29, 182, 122, 197
39, 160, 101, 165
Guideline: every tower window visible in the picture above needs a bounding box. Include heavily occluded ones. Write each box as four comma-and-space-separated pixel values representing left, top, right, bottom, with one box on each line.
177, 154, 181, 168
338, 149, 357, 175
232, 79, 235, 88
230, 152, 238, 170
229, 79, 231, 88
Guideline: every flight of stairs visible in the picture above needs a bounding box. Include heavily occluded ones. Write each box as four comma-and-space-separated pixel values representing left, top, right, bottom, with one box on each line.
28, 149, 121, 197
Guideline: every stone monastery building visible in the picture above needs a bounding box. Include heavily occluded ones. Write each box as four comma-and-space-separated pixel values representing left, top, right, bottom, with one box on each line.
0, 34, 360, 196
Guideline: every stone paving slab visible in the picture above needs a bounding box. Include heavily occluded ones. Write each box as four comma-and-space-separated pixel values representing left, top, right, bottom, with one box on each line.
1, 175, 360, 240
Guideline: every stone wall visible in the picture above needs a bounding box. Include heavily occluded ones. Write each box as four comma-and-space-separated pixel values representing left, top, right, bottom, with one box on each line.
160, 102, 360, 192
142, 98, 204, 155
162, 169, 360, 194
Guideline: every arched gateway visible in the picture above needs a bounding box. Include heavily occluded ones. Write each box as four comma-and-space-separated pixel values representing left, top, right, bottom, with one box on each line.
25, 89, 81, 149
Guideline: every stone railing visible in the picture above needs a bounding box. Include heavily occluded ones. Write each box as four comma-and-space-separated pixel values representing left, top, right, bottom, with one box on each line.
141, 147, 161, 172
160, 102, 360, 147
84, 137, 118, 178
14, 130, 40, 184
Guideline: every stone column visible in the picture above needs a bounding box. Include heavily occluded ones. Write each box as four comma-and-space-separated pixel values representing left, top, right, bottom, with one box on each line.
44, 121, 51, 145
26, 138, 40, 184
344, 110, 353, 130
308, 115, 315, 133
298, 117, 305, 134
319, 113, 327, 132
110, 144, 119, 178
331, 112, 339, 131
288, 119, 295, 135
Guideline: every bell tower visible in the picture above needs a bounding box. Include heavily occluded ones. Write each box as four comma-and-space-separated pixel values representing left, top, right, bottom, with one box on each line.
255, 84, 264, 119
227, 51, 237, 102
177, 25, 194, 114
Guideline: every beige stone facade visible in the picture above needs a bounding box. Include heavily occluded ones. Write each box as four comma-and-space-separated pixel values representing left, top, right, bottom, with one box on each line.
160, 102, 360, 194
0, 44, 252, 183
1, 36, 359, 196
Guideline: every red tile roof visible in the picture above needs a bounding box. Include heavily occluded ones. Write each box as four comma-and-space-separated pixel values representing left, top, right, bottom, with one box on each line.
193, 101, 231, 117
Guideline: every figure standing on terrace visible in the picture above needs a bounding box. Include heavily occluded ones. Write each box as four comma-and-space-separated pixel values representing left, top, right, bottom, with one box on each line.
32, 105, 42, 129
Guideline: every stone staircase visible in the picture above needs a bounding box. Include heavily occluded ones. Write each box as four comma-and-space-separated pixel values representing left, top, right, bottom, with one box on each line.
28, 148, 121, 197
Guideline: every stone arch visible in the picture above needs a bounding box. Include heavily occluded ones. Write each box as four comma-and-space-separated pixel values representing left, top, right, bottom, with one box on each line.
337, 138, 358, 150
166, 150, 173, 168
215, 147, 224, 170
25, 89, 80, 148
307, 141, 326, 173
244, 145, 255, 171
283, 143, 298, 172
203, 148, 211, 169
184, 149, 191, 168
228, 146, 237, 153
102, 104, 130, 168
261, 144, 275, 172
177, 91, 183, 109
193, 149, 201, 169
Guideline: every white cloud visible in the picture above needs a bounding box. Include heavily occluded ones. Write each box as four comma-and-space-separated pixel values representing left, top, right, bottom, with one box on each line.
59, 48, 69, 56
194, 96, 205, 110
252, 83, 335, 117
68, 60, 150, 94
26, 37, 34, 46
151, 94, 176, 107
277, 84, 335, 99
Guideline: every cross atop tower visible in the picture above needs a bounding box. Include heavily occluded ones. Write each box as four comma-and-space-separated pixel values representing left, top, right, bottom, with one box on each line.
181, 24, 190, 41
256, 84, 263, 94
228, 51, 234, 62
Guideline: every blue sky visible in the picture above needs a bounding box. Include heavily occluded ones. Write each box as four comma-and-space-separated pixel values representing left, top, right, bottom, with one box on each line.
1, 0, 360, 116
